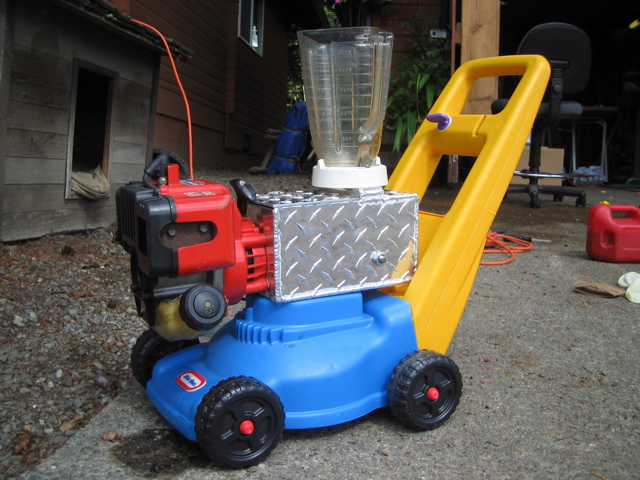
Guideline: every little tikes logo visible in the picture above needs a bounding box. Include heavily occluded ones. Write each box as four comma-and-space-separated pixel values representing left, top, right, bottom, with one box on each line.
176, 371, 206, 392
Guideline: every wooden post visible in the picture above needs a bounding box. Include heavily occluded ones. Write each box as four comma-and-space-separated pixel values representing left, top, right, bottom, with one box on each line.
443, 0, 499, 183
450, 0, 461, 77
0, 0, 12, 240
460, 0, 500, 115
447, 155, 459, 183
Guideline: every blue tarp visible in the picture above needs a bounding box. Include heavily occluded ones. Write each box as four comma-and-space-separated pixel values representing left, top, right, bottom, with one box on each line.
267, 102, 309, 174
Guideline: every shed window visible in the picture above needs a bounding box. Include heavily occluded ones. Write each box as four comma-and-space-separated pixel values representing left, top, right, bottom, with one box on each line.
238, 0, 264, 56
66, 63, 116, 200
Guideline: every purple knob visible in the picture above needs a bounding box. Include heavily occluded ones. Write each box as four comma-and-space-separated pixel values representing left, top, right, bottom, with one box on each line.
426, 113, 452, 131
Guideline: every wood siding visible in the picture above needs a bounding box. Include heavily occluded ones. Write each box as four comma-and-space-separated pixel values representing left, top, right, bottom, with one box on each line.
132, 0, 290, 171
1, 0, 157, 241
375, 0, 442, 67
131, 0, 228, 167
225, 0, 289, 166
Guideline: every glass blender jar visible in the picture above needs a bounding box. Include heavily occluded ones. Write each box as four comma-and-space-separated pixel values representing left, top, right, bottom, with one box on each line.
297, 27, 394, 188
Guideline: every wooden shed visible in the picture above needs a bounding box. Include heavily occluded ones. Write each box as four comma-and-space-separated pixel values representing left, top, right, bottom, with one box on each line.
0, 0, 328, 242
0, 0, 191, 242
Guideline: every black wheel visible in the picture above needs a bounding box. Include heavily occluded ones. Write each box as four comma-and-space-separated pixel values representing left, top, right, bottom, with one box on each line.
131, 329, 199, 387
576, 195, 587, 207
388, 350, 462, 431
195, 376, 285, 468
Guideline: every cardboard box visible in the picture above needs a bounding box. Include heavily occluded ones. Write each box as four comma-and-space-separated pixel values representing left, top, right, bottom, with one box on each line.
511, 147, 565, 186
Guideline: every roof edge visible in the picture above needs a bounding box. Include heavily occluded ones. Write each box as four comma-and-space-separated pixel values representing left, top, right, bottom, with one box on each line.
48, 0, 193, 61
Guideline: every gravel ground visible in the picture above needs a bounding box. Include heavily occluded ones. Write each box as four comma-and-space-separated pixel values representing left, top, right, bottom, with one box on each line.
2, 167, 639, 478
0, 224, 141, 477
0, 169, 313, 478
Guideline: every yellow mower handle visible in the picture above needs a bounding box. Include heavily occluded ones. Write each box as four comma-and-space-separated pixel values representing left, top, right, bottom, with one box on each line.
385, 55, 551, 353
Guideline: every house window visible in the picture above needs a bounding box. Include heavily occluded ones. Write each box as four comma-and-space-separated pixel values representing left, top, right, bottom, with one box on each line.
66, 62, 116, 200
238, 0, 264, 55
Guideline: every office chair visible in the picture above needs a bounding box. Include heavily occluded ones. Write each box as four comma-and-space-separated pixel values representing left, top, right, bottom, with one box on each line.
492, 23, 591, 208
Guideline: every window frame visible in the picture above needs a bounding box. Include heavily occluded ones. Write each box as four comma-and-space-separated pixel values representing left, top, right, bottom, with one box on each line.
238, 0, 265, 56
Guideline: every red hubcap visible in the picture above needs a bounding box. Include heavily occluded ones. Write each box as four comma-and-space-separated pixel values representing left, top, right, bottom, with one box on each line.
426, 387, 440, 401
239, 420, 255, 435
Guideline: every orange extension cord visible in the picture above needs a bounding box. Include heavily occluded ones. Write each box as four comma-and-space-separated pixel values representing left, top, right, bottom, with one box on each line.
132, 19, 194, 179
481, 231, 533, 265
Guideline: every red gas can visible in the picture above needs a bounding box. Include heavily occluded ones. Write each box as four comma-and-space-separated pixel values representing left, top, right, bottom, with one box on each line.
586, 204, 640, 263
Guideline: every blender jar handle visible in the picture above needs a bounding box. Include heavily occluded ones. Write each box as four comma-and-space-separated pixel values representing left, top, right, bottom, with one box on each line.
358, 33, 393, 143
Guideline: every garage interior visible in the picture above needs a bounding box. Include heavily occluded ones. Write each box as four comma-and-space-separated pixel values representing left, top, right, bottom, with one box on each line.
498, 0, 640, 183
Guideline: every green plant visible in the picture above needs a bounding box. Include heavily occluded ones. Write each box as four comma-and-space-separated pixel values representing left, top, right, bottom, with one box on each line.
287, 5, 342, 105
287, 40, 304, 104
385, 12, 451, 152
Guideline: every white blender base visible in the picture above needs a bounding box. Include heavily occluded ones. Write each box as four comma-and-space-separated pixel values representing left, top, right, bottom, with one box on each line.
312, 158, 388, 189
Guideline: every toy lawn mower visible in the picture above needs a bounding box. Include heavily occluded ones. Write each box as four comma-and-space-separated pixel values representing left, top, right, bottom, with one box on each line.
115, 27, 550, 468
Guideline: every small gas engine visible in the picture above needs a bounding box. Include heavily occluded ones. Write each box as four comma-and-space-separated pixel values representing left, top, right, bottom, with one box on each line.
116, 153, 418, 341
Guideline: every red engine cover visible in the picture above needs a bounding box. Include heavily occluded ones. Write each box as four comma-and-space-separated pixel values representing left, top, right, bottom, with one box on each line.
159, 165, 271, 302
159, 165, 238, 276
223, 217, 270, 305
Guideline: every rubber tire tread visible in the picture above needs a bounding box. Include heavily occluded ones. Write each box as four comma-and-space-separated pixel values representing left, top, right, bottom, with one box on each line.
130, 329, 199, 387
387, 350, 462, 431
195, 376, 285, 469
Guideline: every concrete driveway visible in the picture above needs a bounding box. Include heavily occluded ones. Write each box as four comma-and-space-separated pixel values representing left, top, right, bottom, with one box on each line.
21, 186, 640, 480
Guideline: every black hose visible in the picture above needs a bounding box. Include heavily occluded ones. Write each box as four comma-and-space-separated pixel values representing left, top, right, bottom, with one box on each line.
142, 149, 190, 191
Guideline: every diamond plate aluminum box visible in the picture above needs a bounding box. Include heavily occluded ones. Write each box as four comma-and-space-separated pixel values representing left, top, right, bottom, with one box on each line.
247, 188, 419, 302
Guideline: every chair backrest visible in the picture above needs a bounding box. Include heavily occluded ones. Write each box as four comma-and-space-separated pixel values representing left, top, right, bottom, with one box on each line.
517, 22, 591, 94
